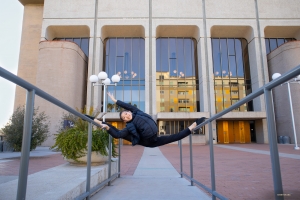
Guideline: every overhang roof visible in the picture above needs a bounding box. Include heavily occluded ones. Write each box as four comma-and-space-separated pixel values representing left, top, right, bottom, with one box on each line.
19, 0, 44, 5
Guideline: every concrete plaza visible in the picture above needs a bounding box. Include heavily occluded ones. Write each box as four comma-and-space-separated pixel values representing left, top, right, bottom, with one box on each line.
0, 144, 299, 199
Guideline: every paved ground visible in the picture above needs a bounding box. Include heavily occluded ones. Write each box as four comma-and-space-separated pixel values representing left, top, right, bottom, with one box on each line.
160, 143, 300, 200
1, 144, 299, 199
90, 147, 210, 200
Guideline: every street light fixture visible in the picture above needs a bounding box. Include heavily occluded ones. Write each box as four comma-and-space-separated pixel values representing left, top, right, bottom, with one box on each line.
89, 71, 120, 121
272, 73, 300, 150
89, 71, 120, 185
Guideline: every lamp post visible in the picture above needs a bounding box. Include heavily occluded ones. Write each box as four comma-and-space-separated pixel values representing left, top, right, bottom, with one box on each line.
89, 71, 120, 184
272, 73, 300, 150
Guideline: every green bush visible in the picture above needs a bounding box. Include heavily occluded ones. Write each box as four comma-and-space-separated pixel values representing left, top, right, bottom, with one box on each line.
51, 111, 118, 162
1, 106, 50, 151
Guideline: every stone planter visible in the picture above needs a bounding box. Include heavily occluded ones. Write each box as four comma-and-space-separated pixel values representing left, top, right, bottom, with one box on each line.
65, 151, 108, 166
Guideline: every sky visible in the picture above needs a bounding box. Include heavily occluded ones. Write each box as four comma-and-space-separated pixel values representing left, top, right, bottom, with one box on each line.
0, 2, 24, 129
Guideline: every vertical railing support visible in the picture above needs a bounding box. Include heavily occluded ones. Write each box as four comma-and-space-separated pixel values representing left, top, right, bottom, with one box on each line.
179, 140, 183, 178
209, 121, 216, 200
189, 134, 194, 186
264, 88, 283, 200
85, 122, 93, 200
118, 138, 121, 178
16, 89, 35, 200
108, 135, 112, 185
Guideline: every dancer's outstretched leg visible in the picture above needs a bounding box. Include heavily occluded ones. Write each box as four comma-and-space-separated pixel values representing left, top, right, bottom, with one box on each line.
140, 117, 206, 148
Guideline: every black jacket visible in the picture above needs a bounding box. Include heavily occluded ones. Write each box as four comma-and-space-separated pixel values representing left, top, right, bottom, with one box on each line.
104, 100, 158, 146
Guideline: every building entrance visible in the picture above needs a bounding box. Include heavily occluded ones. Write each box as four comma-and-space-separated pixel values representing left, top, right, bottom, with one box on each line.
217, 121, 251, 144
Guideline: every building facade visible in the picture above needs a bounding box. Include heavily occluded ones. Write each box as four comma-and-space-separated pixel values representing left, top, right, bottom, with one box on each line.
15, 0, 300, 146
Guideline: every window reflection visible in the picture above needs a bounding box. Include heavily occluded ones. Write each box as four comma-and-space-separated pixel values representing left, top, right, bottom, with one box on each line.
156, 38, 199, 112
265, 38, 296, 54
104, 38, 145, 112
212, 38, 252, 113
53, 37, 89, 56
158, 120, 204, 135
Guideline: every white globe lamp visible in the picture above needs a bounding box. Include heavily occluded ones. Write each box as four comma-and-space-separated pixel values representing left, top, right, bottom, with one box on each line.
272, 73, 281, 80
102, 78, 111, 85
111, 74, 120, 83
98, 71, 108, 80
89, 75, 99, 83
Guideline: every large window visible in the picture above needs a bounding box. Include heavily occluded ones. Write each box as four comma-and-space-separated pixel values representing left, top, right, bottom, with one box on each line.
53, 37, 89, 56
156, 38, 199, 112
212, 38, 252, 113
265, 38, 296, 54
104, 38, 145, 112
158, 120, 203, 135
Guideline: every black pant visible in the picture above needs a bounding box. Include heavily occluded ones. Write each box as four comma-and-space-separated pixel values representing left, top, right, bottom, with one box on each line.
124, 128, 192, 148
106, 123, 192, 148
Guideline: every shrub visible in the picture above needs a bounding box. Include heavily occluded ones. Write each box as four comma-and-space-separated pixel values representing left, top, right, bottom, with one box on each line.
1, 106, 50, 151
51, 110, 118, 162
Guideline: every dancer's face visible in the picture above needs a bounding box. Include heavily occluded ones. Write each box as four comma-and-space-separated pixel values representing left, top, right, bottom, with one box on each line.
121, 111, 132, 122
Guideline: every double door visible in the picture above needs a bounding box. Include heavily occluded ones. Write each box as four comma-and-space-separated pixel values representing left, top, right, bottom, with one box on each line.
217, 121, 250, 144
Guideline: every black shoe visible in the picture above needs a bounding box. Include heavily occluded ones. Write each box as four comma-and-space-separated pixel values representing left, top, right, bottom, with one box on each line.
196, 117, 206, 125
84, 114, 95, 121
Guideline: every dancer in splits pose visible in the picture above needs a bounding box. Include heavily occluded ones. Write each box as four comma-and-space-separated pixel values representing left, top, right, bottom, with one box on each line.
87, 92, 205, 148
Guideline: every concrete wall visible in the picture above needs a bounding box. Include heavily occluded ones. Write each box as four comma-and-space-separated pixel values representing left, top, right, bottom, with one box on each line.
267, 41, 300, 144
35, 41, 88, 146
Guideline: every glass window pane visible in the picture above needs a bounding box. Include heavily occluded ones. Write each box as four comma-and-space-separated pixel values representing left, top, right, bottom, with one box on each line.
220, 39, 229, 78
269, 39, 277, 52
265, 39, 270, 54
132, 38, 140, 81
176, 38, 184, 77
236, 39, 244, 77
212, 39, 221, 77
160, 39, 169, 72
169, 38, 177, 77
73, 38, 81, 47
81, 38, 89, 56
277, 38, 285, 47
116, 38, 124, 56
184, 38, 193, 78
229, 56, 237, 77
228, 39, 235, 56
156, 39, 161, 73
139, 39, 145, 79
139, 86, 145, 111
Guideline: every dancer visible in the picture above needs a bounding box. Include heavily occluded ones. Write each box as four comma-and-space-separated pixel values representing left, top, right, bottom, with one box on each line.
87, 92, 205, 148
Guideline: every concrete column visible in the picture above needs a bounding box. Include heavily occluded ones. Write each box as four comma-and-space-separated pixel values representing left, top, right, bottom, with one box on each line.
14, 5, 44, 109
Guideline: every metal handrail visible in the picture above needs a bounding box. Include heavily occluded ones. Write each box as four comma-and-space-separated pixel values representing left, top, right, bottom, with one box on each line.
179, 64, 300, 200
0, 66, 120, 200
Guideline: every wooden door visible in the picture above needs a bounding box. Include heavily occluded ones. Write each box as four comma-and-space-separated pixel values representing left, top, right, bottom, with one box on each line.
239, 121, 245, 143
223, 121, 229, 143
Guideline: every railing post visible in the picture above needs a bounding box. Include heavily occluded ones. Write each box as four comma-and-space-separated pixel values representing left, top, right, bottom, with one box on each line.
16, 89, 35, 200
209, 121, 216, 200
189, 134, 194, 186
118, 138, 121, 178
264, 88, 283, 200
179, 140, 183, 178
85, 122, 93, 200
108, 135, 112, 185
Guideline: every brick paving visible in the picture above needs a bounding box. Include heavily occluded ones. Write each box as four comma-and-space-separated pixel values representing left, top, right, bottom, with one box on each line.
159, 144, 300, 200
0, 154, 67, 176
1, 144, 299, 199
118, 145, 144, 176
